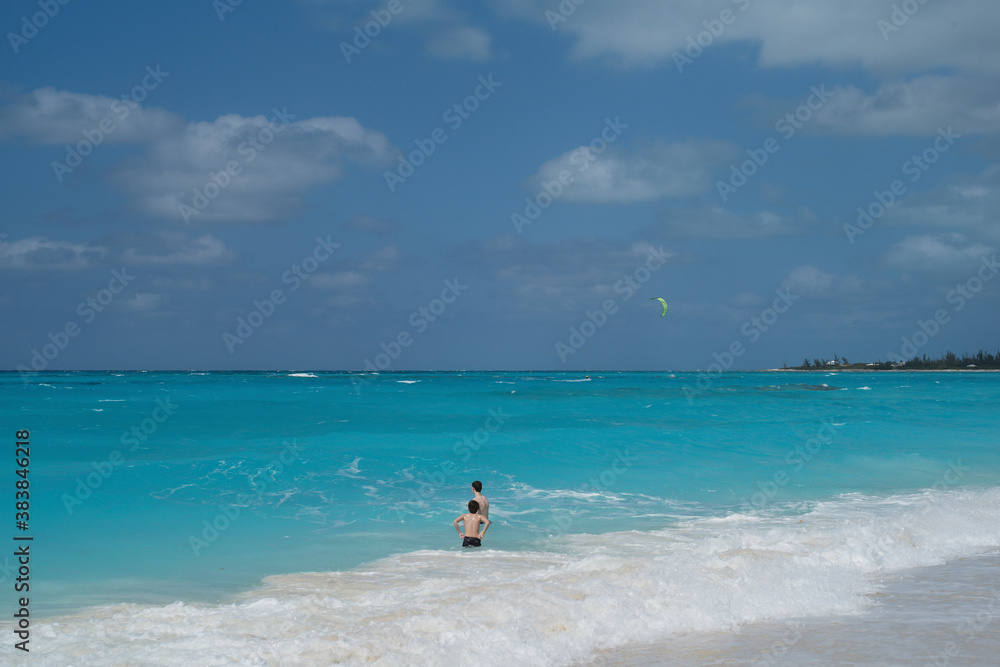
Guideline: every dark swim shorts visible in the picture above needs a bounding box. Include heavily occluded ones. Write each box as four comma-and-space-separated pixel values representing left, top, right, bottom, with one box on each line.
462, 537, 482, 548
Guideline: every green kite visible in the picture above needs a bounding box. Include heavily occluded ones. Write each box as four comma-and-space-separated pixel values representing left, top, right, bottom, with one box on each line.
649, 297, 668, 317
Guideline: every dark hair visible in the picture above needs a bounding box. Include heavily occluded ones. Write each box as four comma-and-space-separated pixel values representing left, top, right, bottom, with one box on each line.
468, 499, 480, 513
472, 480, 482, 493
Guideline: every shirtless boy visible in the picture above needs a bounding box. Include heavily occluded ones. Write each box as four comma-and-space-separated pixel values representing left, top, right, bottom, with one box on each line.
471, 480, 489, 519
454, 499, 490, 548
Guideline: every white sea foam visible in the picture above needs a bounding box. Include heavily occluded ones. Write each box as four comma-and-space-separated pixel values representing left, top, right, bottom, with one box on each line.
18, 487, 1000, 666
507, 481, 629, 504
336, 457, 363, 478
397, 380, 419, 383
148, 483, 196, 500
287, 373, 318, 378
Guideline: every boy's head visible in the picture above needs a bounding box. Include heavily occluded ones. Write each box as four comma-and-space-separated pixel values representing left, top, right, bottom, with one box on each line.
468, 499, 480, 514
472, 480, 482, 493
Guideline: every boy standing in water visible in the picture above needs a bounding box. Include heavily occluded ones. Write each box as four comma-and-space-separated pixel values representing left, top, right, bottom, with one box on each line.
472, 480, 489, 519
454, 499, 490, 548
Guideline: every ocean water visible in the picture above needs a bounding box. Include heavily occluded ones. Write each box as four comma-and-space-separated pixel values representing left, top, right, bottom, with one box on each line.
2, 370, 999, 665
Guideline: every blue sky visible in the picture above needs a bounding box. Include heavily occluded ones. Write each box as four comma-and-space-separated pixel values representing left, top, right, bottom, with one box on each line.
1, 0, 998, 371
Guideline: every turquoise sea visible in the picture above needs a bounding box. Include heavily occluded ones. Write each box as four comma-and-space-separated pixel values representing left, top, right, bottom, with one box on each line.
3, 370, 1000, 665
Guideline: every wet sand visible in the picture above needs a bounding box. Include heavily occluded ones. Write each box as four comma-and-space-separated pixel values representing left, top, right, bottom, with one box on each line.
584, 552, 1000, 666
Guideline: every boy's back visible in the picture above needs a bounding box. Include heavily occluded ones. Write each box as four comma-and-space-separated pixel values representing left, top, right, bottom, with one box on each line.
472, 481, 489, 519
454, 499, 490, 548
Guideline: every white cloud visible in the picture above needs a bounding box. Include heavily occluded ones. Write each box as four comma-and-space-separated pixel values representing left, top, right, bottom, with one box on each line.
497, 0, 1000, 76
730, 292, 763, 307
501, 1, 1000, 138
785, 265, 833, 297
0, 87, 180, 145
800, 76, 1000, 136
529, 139, 737, 203
308, 245, 402, 301
358, 245, 403, 272
122, 233, 236, 265
1, 88, 396, 223
468, 236, 673, 306
387, 0, 461, 25
426, 25, 492, 59
885, 234, 994, 272
0, 236, 106, 270
113, 111, 394, 223
310, 0, 491, 61
124, 292, 164, 312
310, 270, 371, 289
739, 1, 998, 75
884, 164, 1000, 242
654, 205, 816, 239
782, 265, 861, 298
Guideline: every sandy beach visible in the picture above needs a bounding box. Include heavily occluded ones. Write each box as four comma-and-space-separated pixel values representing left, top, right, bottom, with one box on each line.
586, 552, 1000, 666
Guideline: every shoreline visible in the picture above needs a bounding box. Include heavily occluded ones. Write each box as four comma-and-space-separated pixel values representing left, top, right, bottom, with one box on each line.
767, 367, 1000, 372
584, 550, 1000, 666
5, 368, 1000, 375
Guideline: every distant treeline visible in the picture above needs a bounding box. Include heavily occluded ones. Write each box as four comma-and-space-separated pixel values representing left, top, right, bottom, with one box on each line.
787, 349, 1000, 370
